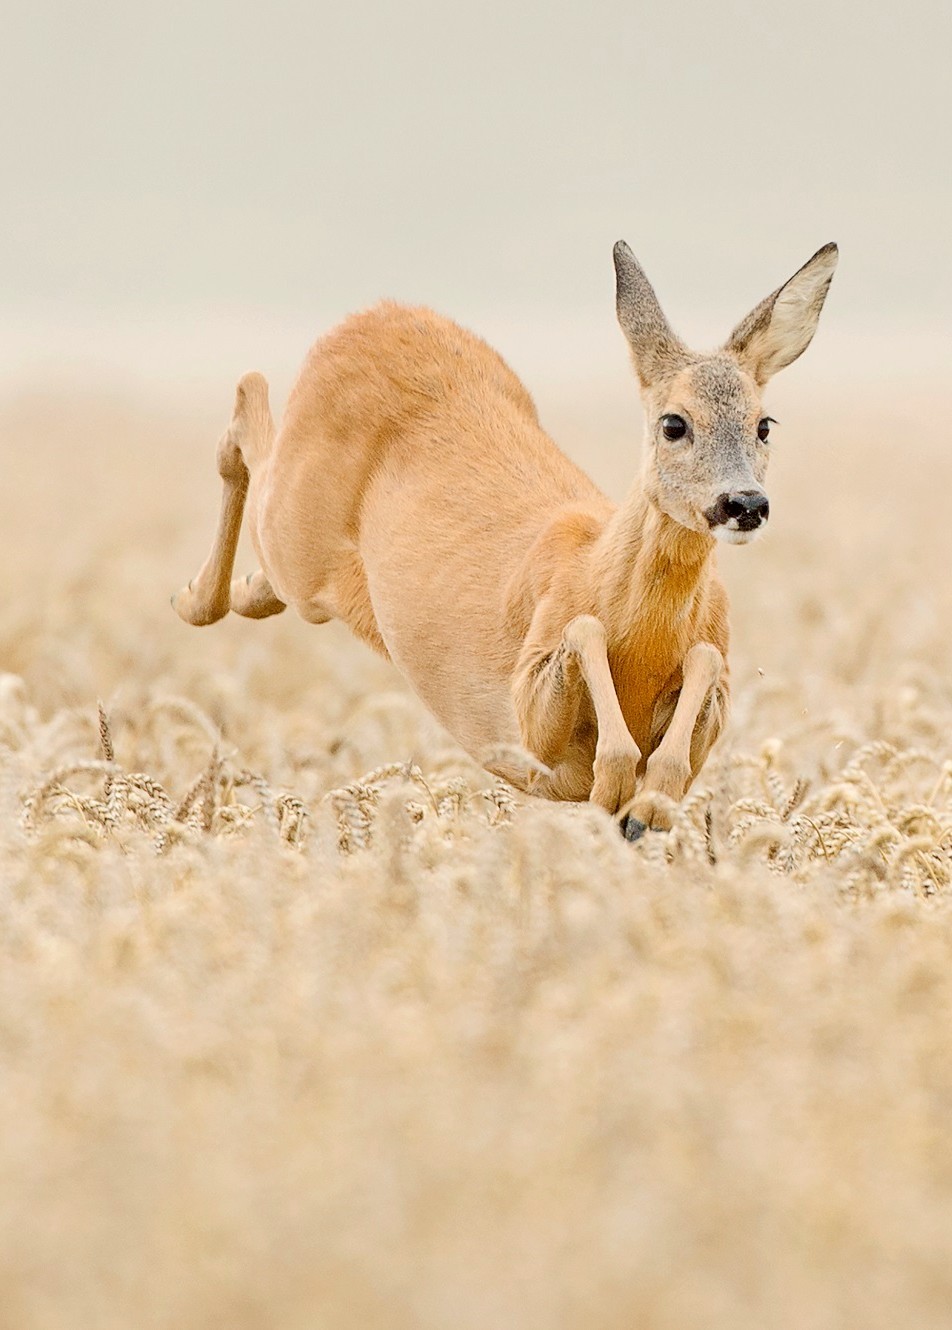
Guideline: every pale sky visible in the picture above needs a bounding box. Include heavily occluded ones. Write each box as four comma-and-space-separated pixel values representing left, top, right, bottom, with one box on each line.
1, 0, 950, 386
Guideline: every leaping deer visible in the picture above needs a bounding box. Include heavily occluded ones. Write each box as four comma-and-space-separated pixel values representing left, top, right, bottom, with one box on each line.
173, 241, 837, 839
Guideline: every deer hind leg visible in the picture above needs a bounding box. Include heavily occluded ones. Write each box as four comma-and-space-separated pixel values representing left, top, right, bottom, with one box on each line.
512, 608, 641, 816
172, 373, 286, 626
622, 642, 725, 840
229, 569, 286, 620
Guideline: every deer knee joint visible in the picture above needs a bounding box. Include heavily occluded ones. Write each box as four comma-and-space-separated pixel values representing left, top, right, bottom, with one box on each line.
563, 614, 607, 657
684, 642, 723, 688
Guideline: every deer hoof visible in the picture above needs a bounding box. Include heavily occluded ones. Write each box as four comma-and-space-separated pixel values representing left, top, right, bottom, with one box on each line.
620, 815, 648, 843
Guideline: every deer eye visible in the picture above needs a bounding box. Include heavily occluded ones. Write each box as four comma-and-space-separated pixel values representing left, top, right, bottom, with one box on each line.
661, 414, 688, 441
757, 417, 775, 443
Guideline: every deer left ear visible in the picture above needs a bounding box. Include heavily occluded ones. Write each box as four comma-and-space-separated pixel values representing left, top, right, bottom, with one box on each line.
725, 243, 838, 384
613, 240, 689, 388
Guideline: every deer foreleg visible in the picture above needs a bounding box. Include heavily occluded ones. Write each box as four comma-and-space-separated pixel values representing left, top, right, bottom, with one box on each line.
513, 609, 641, 815
623, 642, 725, 839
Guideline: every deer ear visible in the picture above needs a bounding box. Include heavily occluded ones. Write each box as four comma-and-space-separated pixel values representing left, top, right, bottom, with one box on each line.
725, 243, 838, 384
613, 241, 688, 388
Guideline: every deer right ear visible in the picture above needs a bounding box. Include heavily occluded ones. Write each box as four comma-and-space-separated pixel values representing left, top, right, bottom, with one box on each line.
725, 243, 838, 384
613, 241, 687, 388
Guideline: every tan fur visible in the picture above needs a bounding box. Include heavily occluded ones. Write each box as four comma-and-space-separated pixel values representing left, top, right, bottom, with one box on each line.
173, 242, 837, 830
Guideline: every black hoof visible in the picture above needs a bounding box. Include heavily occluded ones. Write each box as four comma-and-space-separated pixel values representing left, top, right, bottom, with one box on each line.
621, 815, 648, 842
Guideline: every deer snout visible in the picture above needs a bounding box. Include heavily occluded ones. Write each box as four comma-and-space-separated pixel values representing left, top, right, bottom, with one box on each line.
706, 490, 770, 534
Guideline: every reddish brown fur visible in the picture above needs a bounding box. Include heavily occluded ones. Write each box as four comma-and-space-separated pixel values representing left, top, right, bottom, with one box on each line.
173, 243, 836, 830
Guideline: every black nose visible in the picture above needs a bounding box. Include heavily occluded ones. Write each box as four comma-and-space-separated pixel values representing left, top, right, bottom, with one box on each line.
707, 490, 770, 531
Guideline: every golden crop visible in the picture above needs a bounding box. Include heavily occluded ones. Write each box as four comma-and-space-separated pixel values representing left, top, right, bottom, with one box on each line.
3, 382, 951, 1328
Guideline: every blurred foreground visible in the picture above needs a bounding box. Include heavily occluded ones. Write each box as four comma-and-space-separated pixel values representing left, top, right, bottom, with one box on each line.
2, 363, 952, 1328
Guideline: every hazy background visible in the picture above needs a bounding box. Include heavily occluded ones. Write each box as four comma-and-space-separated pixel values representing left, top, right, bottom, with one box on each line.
1, 0, 950, 408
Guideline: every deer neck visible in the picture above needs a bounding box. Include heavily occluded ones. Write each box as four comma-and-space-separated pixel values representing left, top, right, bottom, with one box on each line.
593, 479, 715, 641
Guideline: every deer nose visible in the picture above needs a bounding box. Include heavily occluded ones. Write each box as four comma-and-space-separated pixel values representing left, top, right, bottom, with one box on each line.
707, 490, 770, 532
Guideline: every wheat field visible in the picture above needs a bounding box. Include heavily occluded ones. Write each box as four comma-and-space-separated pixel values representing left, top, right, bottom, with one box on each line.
3, 368, 952, 1329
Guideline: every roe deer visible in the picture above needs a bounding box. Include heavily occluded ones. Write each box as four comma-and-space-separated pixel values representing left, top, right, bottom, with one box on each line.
173, 241, 837, 839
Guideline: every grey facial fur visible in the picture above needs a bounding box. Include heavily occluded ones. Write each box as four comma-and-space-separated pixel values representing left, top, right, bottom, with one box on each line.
613, 240, 838, 540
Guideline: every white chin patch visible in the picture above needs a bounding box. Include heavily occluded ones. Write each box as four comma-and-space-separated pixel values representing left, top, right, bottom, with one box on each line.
713, 523, 765, 546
